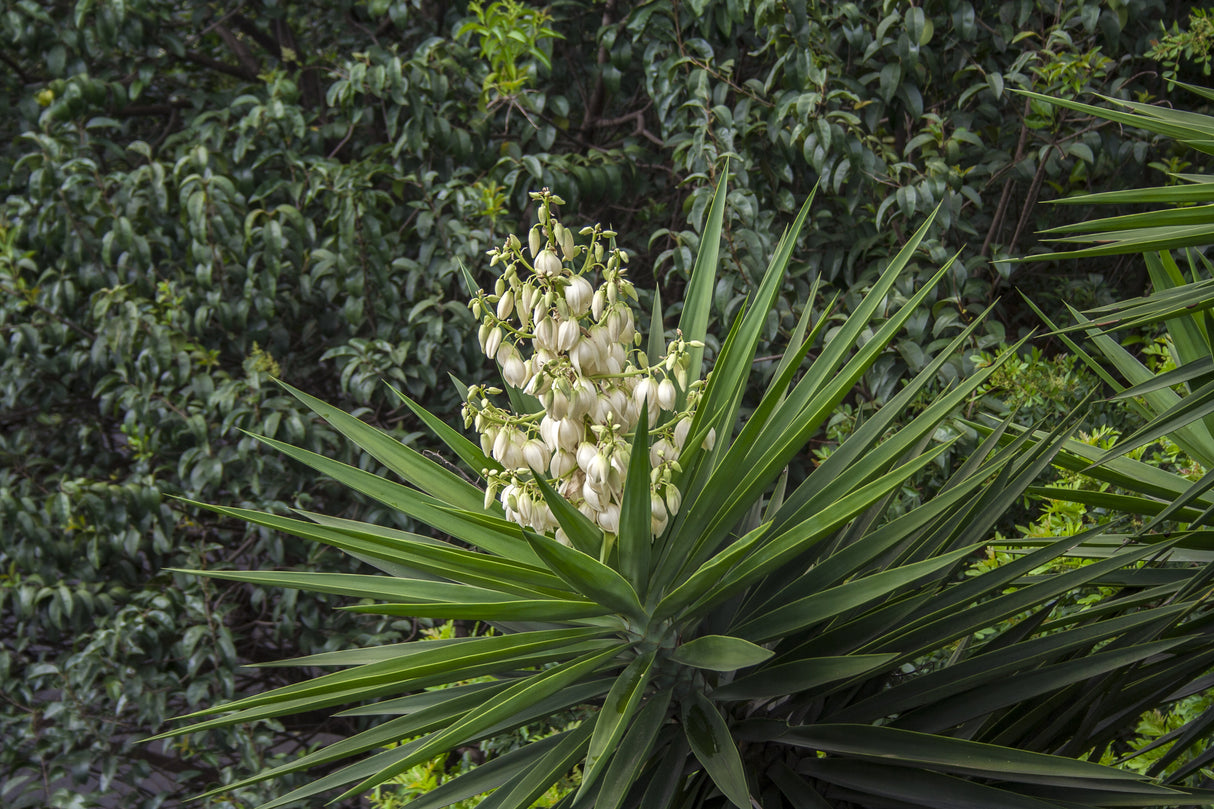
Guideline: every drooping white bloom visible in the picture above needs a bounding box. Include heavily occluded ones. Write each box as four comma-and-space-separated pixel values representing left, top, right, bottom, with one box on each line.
501, 352, 527, 388
549, 449, 576, 479
522, 439, 549, 473
597, 503, 620, 534
534, 249, 562, 277
565, 274, 593, 317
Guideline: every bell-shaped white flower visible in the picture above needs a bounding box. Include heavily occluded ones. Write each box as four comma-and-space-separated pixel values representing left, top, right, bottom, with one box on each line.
557, 319, 580, 353
582, 479, 605, 510
673, 416, 691, 448
522, 439, 549, 473
565, 275, 593, 317
576, 441, 597, 472
534, 249, 562, 277
549, 449, 576, 479
597, 503, 620, 534
502, 352, 528, 388
557, 418, 582, 453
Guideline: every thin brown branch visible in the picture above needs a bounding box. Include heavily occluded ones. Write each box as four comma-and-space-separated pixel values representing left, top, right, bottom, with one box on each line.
0, 283, 96, 339
182, 50, 257, 81
0, 51, 31, 83
982, 97, 1031, 257
215, 24, 262, 77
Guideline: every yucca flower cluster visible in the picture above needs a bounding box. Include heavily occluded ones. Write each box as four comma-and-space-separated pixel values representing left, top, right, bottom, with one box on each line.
463, 189, 708, 543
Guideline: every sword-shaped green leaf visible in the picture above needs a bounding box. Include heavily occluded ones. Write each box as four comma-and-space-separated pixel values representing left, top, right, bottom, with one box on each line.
578, 650, 656, 798
681, 691, 750, 809
669, 635, 773, 671
522, 528, 646, 622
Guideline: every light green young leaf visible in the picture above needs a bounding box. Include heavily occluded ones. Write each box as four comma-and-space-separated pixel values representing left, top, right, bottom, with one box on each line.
669, 635, 773, 672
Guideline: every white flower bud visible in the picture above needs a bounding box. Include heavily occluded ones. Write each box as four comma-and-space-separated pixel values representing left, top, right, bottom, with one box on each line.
665, 485, 682, 517
478, 322, 491, 351
529, 225, 543, 258
702, 427, 716, 451
497, 290, 515, 320
657, 379, 676, 410
673, 417, 691, 449
592, 288, 606, 320
485, 326, 503, 359
534, 249, 562, 277
559, 224, 577, 260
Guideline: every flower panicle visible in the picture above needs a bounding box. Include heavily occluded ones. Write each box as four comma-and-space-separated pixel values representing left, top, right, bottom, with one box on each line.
463, 189, 706, 543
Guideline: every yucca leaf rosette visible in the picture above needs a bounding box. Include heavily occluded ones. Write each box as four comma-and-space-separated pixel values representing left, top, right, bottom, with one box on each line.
156, 179, 1214, 809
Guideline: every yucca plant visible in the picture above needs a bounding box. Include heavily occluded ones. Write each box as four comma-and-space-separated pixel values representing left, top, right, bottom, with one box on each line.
1012, 85, 1214, 539
155, 180, 1214, 808
1019, 83, 1214, 469
985, 86, 1214, 785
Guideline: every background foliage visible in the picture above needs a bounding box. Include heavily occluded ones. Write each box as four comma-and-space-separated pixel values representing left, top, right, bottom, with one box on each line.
0, 0, 1196, 805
